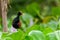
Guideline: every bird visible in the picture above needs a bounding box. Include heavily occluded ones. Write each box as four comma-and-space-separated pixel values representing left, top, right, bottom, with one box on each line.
12, 12, 22, 29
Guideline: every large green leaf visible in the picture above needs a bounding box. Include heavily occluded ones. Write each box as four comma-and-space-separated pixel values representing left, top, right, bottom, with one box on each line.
48, 21, 58, 31
40, 23, 53, 34
46, 30, 60, 40
28, 30, 46, 40
25, 2, 40, 16
51, 7, 60, 16
8, 30, 25, 40
24, 36, 33, 40
26, 25, 40, 35
21, 13, 33, 23
1, 32, 10, 40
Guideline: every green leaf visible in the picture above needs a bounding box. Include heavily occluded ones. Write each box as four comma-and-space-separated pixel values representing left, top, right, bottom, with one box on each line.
8, 30, 25, 40
2, 32, 9, 39
26, 2, 40, 16
46, 30, 60, 40
40, 24, 53, 34
28, 30, 46, 40
26, 25, 40, 35
24, 36, 33, 40
51, 7, 60, 16
48, 21, 58, 31
22, 13, 33, 23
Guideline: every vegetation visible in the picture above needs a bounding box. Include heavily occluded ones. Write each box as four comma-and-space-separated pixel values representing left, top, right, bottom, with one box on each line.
0, 0, 60, 40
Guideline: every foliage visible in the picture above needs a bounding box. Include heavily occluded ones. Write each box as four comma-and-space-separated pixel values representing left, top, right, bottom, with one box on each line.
0, 20, 60, 40
0, 30, 60, 40
51, 7, 60, 16
0, 0, 60, 40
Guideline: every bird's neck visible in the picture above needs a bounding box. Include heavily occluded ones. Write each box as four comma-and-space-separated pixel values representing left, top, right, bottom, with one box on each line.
17, 15, 20, 19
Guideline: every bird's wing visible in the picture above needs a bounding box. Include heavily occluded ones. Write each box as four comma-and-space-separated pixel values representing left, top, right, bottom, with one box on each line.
17, 21, 21, 27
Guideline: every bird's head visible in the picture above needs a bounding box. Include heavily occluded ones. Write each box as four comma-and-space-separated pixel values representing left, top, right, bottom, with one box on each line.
17, 11, 22, 16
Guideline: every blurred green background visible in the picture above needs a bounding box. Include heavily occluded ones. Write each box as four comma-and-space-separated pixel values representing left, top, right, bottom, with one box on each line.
0, 0, 60, 40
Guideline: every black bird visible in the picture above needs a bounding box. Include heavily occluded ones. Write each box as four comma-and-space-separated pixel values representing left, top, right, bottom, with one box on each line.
12, 12, 22, 29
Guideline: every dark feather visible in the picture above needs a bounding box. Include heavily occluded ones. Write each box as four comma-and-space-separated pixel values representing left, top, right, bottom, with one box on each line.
12, 12, 22, 29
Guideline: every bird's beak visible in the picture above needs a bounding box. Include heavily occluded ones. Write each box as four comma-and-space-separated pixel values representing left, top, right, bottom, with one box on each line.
22, 13, 24, 16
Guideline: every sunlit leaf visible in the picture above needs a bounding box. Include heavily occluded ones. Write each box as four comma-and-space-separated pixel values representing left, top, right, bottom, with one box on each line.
8, 30, 25, 40
46, 30, 60, 40
28, 30, 46, 40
